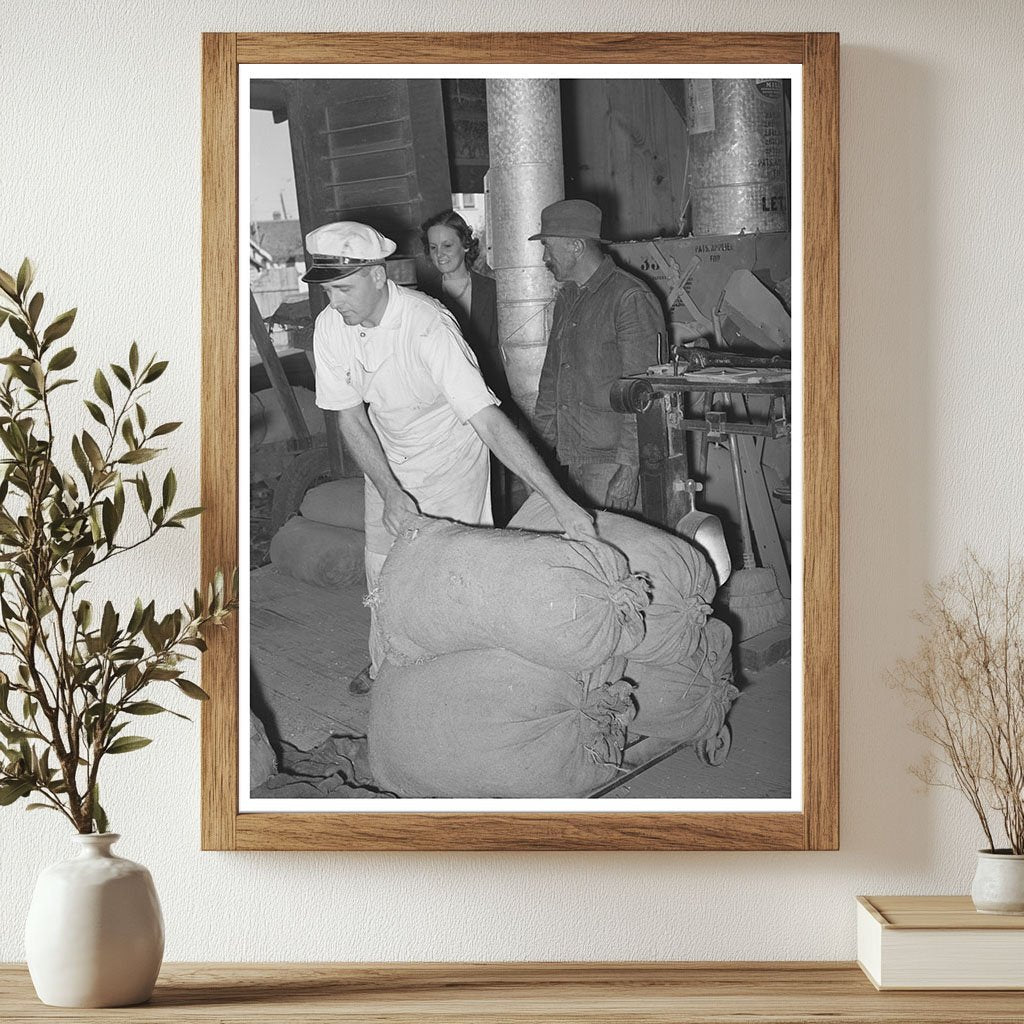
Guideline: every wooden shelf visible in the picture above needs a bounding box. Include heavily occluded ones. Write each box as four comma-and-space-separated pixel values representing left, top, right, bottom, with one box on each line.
3, 962, 1024, 1022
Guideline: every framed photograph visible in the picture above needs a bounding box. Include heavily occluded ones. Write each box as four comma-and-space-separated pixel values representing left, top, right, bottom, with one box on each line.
202, 32, 838, 850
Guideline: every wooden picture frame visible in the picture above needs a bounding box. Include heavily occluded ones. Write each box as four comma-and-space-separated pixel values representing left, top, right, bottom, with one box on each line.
202, 32, 839, 851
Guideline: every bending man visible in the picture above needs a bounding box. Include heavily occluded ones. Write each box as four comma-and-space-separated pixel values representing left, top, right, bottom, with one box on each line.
303, 221, 595, 693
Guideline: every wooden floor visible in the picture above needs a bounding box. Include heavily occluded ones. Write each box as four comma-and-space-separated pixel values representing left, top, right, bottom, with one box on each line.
4, 962, 1023, 1023
250, 566, 371, 750
250, 566, 791, 800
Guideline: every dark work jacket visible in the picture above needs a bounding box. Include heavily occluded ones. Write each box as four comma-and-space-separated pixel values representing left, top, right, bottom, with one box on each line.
534, 256, 664, 468
423, 270, 511, 406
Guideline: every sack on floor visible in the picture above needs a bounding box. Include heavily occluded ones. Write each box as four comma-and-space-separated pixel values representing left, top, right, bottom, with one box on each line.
627, 617, 738, 743
269, 517, 365, 589
372, 516, 649, 672
368, 648, 634, 798
299, 476, 366, 532
510, 493, 715, 665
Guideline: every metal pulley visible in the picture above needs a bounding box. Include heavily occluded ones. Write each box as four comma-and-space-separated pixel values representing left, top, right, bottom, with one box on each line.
610, 376, 654, 414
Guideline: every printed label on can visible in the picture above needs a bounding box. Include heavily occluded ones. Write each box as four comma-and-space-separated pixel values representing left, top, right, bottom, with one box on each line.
685, 80, 716, 134
754, 79, 784, 102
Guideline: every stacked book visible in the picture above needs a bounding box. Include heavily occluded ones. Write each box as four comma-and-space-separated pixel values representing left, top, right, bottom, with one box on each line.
857, 895, 1024, 990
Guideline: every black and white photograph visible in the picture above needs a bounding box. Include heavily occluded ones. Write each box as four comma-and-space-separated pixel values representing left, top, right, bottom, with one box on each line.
243, 66, 801, 810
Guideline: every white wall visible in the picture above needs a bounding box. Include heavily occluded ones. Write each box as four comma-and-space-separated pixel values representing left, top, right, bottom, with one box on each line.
2, 0, 1022, 962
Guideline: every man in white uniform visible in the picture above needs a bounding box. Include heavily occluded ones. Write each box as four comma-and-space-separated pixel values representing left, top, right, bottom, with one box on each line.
303, 222, 595, 692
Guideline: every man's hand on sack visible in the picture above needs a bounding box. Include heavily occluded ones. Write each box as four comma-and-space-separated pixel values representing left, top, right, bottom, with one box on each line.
382, 488, 420, 536
556, 500, 597, 541
605, 465, 639, 510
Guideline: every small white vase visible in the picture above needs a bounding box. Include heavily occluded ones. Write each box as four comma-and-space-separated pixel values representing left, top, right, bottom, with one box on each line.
25, 833, 164, 1007
970, 849, 1024, 915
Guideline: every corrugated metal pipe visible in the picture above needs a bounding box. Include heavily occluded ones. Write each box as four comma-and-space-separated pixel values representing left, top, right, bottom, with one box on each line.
485, 79, 565, 422
683, 79, 790, 235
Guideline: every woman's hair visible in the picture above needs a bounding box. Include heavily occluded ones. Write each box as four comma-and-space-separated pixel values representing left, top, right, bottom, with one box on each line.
420, 209, 480, 267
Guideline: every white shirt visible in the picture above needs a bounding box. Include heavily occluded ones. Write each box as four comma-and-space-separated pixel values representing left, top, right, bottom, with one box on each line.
314, 280, 499, 551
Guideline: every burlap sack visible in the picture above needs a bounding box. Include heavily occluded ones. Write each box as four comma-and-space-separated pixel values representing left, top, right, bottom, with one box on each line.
368, 648, 634, 798
627, 617, 738, 742
372, 516, 649, 672
510, 493, 715, 665
269, 518, 365, 589
298, 477, 366, 532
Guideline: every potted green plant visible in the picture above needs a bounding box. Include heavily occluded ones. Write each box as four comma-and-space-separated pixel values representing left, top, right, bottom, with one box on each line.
895, 552, 1024, 914
0, 259, 236, 1006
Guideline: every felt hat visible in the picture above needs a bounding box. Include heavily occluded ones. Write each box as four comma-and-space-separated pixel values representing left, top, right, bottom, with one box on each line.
301, 222, 397, 284
528, 200, 607, 241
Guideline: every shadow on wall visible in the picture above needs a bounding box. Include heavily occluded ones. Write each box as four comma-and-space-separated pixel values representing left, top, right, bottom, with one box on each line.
838, 48, 936, 866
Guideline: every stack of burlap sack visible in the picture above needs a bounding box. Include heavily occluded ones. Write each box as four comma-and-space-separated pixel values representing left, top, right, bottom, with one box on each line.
367, 493, 739, 798
268, 477, 366, 588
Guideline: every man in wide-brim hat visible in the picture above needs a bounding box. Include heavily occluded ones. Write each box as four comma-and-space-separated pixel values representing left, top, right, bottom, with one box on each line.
530, 199, 665, 511
302, 221, 595, 693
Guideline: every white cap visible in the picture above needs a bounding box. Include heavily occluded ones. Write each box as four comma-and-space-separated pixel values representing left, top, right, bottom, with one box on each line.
301, 221, 397, 283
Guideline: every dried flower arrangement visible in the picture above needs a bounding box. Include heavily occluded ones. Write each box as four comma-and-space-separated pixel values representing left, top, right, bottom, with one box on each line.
894, 552, 1024, 854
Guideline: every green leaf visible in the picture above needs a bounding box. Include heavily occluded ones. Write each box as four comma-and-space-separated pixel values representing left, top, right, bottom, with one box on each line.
136, 404, 147, 432
8, 317, 32, 345
26, 802, 61, 813
81, 431, 105, 471
124, 700, 170, 716
0, 310, 9, 330
42, 308, 77, 344
176, 679, 210, 701
168, 507, 203, 524
121, 418, 137, 450
0, 779, 33, 805
101, 498, 117, 546
16, 258, 35, 299
0, 722, 28, 742
110, 363, 131, 389
162, 468, 176, 508
150, 421, 181, 438
136, 473, 152, 513
143, 361, 168, 383
105, 735, 152, 755
27, 292, 43, 328
100, 601, 117, 647
48, 346, 77, 371
118, 448, 157, 465
0, 268, 18, 300
71, 435, 92, 482
113, 476, 125, 521
129, 342, 139, 375
110, 644, 144, 661
83, 400, 107, 427
93, 369, 113, 409
91, 785, 108, 834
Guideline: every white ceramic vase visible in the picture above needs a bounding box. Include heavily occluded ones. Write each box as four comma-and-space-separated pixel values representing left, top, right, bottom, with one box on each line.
24, 833, 164, 1007
970, 849, 1024, 915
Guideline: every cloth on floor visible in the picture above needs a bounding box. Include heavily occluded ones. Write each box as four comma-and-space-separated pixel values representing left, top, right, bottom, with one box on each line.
299, 476, 367, 532
269, 517, 365, 589
509, 492, 716, 665
368, 648, 635, 798
251, 734, 396, 799
371, 514, 649, 673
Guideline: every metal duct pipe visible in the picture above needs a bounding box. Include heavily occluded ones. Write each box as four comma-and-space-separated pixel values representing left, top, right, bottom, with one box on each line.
684, 79, 789, 235
485, 79, 564, 422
